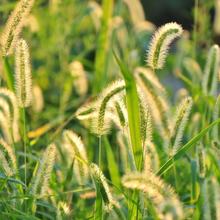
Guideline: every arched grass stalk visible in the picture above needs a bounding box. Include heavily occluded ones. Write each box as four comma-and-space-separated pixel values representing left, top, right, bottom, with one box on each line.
202, 45, 220, 96
147, 22, 183, 70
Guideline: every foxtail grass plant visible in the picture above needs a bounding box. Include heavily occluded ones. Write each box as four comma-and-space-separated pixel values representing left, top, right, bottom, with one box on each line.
147, 22, 183, 70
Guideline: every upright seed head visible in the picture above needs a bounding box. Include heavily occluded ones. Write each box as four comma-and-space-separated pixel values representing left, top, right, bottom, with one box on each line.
0, 0, 35, 56
170, 97, 193, 154
69, 60, 88, 97
138, 90, 152, 146
147, 22, 183, 70
197, 146, 206, 179
30, 144, 56, 196
212, 95, 220, 142
202, 44, 220, 96
15, 39, 32, 107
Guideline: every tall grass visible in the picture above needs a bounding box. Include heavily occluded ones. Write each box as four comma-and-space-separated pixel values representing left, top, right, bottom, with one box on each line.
0, 0, 219, 219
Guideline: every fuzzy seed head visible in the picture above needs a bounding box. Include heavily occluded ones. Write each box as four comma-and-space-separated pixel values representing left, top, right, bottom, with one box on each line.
30, 144, 56, 196
0, 0, 35, 56
69, 61, 88, 96
63, 130, 89, 184
92, 80, 125, 136
0, 88, 20, 142
0, 138, 17, 176
202, 44, 220, 96
15, 39, 32, 107
170, 97, 193, 154
90, 163, 119, 212
147, 22, 183, 69
122, 172, 183, 219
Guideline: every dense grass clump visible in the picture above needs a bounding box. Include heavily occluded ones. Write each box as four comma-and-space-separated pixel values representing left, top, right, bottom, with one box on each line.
0, 0, 219, 219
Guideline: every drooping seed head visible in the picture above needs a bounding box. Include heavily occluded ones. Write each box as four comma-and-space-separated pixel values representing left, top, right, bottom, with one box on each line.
90, 163, 119, 212
15, 39, 32, 107
122, 172, 183, 220
0, 0, 35, 56
147, 22, 183, 70
0, 88, 20, 142
0, 138, 17, 176
92, 80, 125, 136
63, 130, 89, 184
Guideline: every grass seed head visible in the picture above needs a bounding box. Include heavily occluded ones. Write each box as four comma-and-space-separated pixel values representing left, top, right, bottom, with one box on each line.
15, 39, 32, 107
0, 0, 35, 56
147, 22, 183, 70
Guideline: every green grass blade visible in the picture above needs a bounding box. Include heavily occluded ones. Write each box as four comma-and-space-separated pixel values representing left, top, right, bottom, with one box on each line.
93, 0, 114, 93
113, 51, 142, 170
157, 118, 220, 175
103, 136, 121, 188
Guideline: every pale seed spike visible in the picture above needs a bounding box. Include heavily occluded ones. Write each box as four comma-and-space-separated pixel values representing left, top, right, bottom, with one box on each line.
0, 149, 13, 176
136, 75, 170, 144
15, 39, 32, 107
135, 67, 167, 95
0, 88, 19, 123
0, 98, 11, 121
170, 97, 193, 154
32, 85, 44, 113
93, 80, 125, 135
63, 130, 89, 184
111, 94, 128, 129
147, 22, 183, 69
0, 112, 12, 143
69, 60, 88, 97
0, 0, 35, 56
122, 172, 183, 219
138, 90, 152, 146
90, 163, 119, 212
30, 144, 56, 196
40, 144, 56, 196
0, 138, 17, 174
0, 88, 20, 142
202, 44, 219, 96
143, 141, 160, 172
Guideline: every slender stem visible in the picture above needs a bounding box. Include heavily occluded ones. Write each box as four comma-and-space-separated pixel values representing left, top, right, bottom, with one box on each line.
98, 136, 102, 167
22, 107, 27, 188
193, 0, 199, 59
